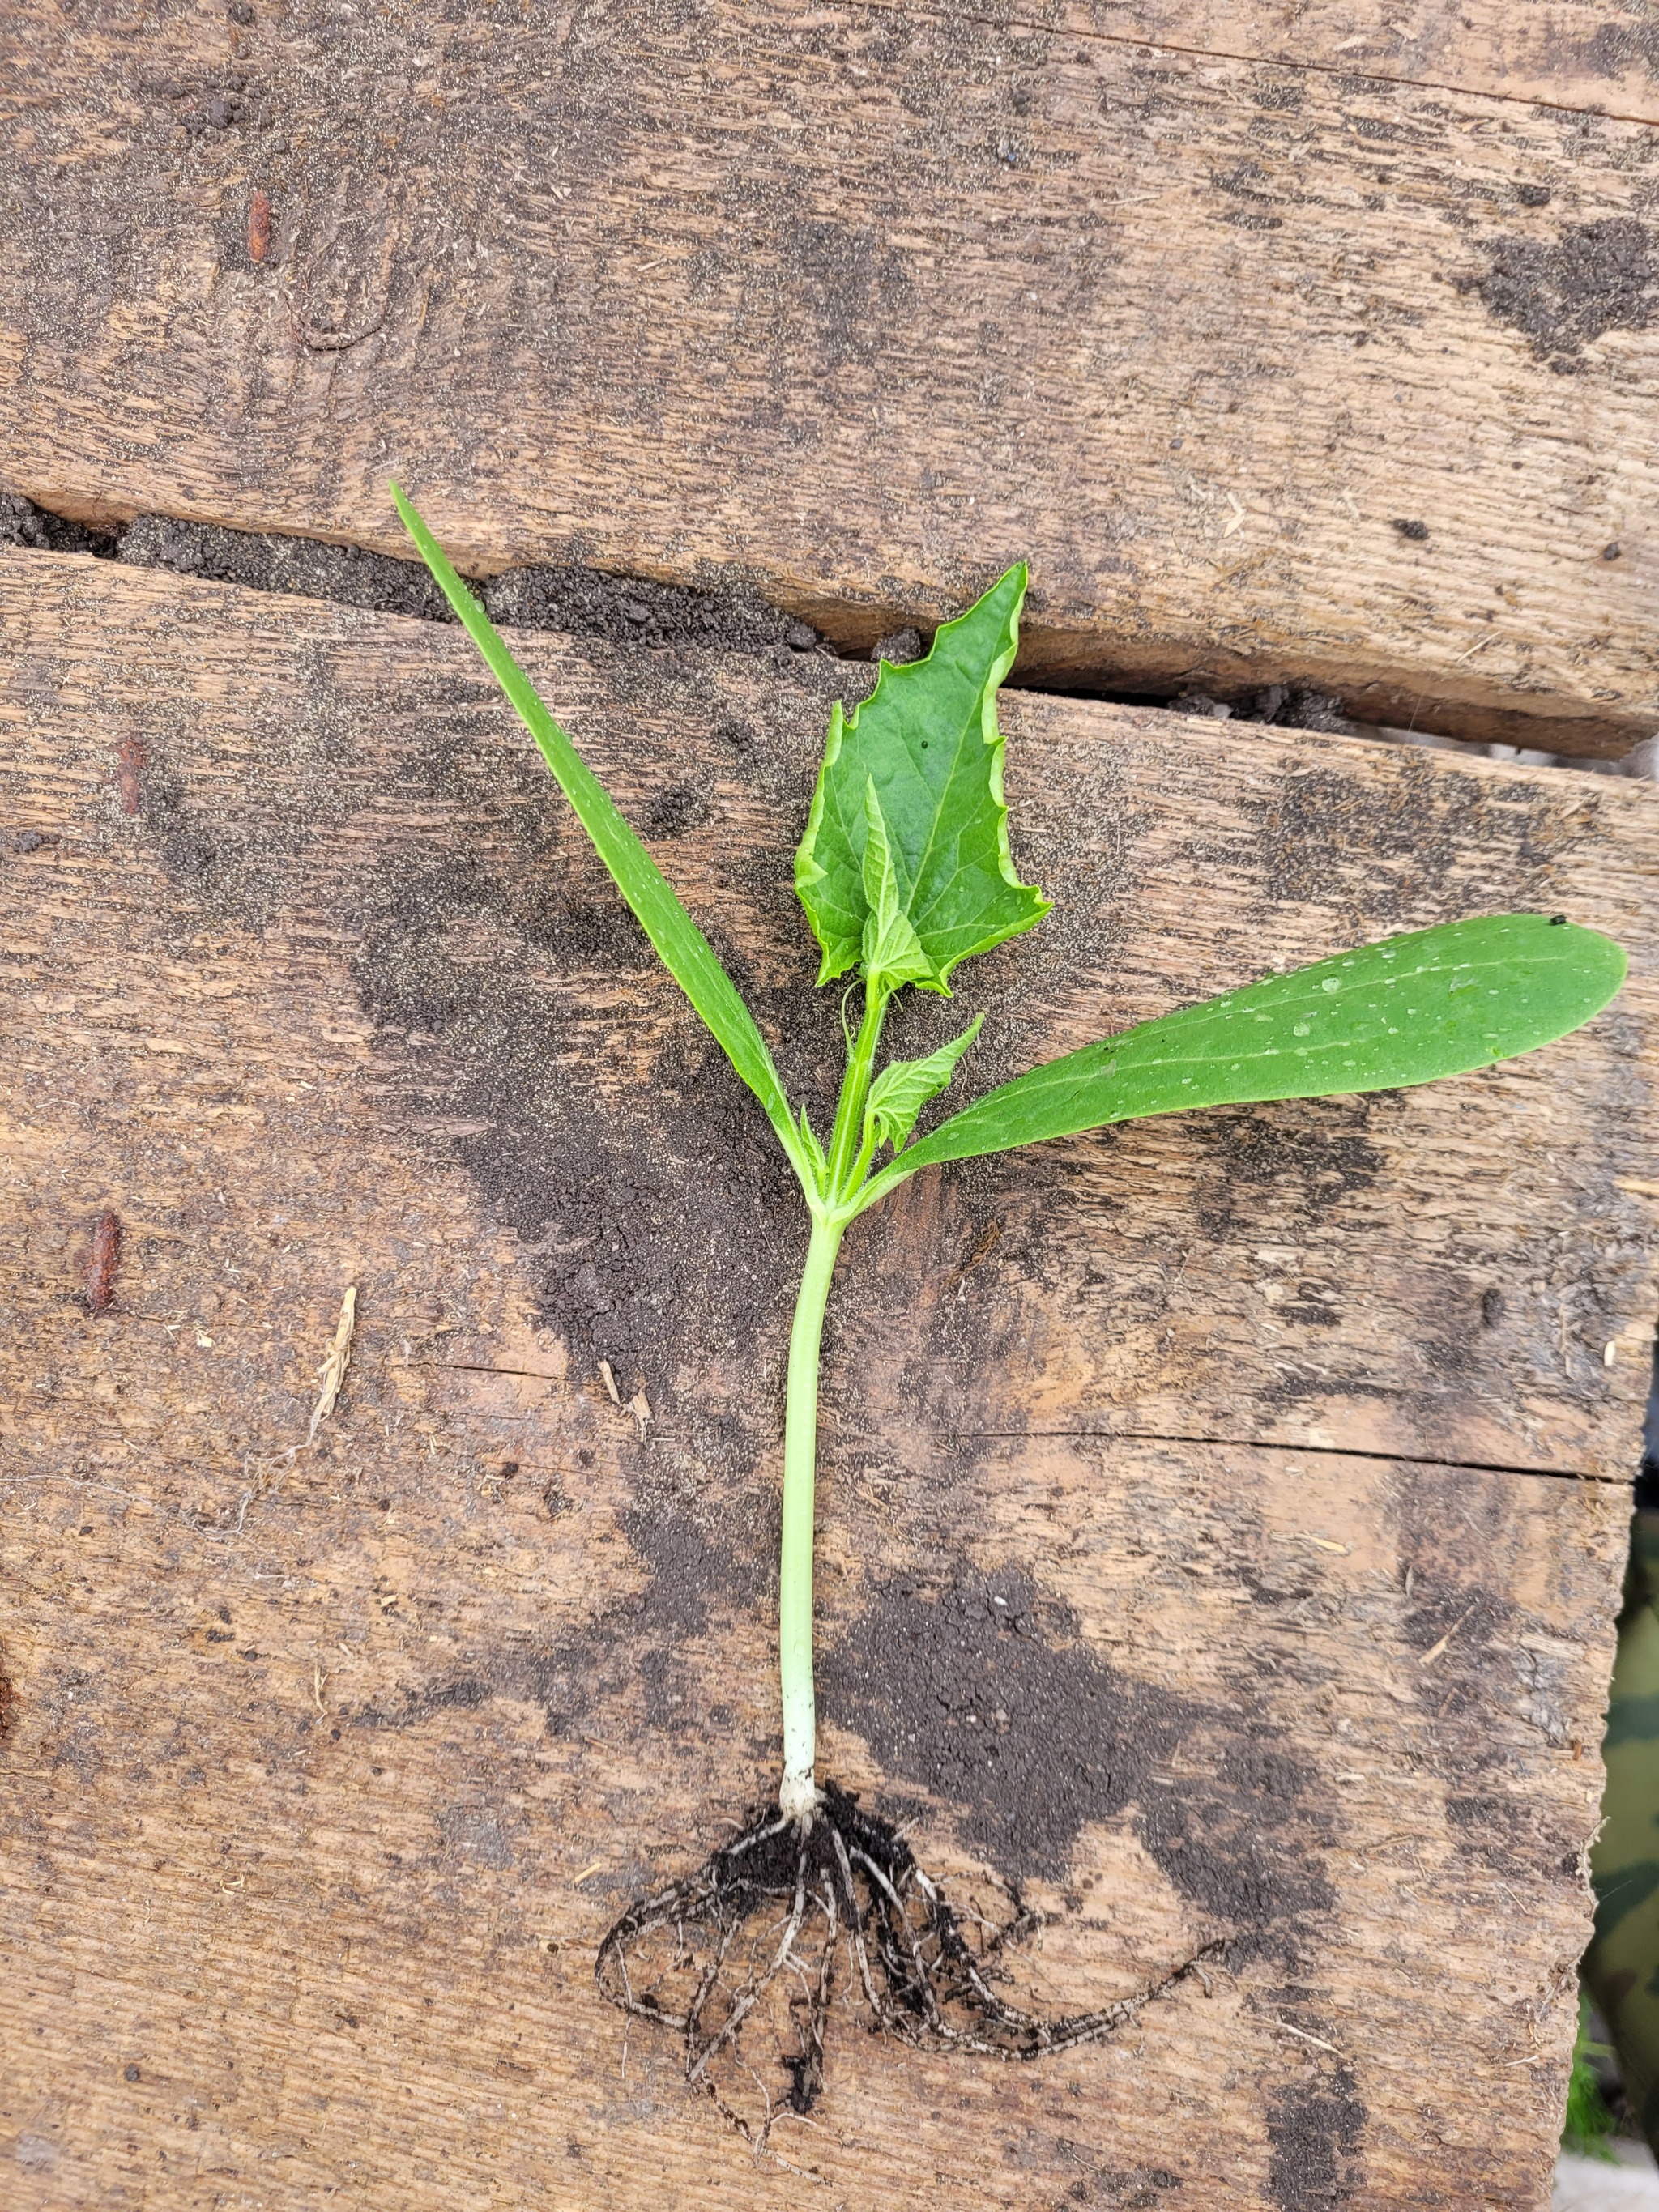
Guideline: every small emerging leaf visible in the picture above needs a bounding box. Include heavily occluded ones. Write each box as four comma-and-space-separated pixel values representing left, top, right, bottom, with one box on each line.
795, 567, 1049, 994
392, 485, 812, 1189
865, 1014, 984, 1155
859, 914, 1626, 1199
798, 1105, 828, 1184
860, 781, 937, 990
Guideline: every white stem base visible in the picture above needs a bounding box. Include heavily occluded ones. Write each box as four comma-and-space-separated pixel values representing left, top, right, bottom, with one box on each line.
778, 1770, 822, 1825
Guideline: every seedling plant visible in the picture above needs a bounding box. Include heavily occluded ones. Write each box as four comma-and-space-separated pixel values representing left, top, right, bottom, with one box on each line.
394, 488, 1625, 2142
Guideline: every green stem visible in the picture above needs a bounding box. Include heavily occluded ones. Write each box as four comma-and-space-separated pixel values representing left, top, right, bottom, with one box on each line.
777, 979, 893, 1820
776, 978, 889, 1820
778, 1213, 843, 1819
825, 976, 887, 1200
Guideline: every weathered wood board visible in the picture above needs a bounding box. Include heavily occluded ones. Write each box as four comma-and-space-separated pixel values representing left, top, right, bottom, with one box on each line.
1, 550, 1655, 2206
920, 0, 1659, 123
3, 0, 1658, 752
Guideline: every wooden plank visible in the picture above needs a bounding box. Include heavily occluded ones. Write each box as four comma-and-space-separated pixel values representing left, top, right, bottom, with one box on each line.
919, 0, 1659, 124
3, 548, 1654, 1476
3, 2, 1658, 753
1, 552, 1653, 2204
0, 1433, 1625, 2210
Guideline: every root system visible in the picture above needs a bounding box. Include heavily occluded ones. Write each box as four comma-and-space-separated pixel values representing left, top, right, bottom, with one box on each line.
596, 1781, 1221, 2153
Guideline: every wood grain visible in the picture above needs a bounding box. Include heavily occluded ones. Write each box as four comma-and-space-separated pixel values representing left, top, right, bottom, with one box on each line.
917, 0, 1659, 124
2, 552, 1653, 2206
3, 0, 1658, 752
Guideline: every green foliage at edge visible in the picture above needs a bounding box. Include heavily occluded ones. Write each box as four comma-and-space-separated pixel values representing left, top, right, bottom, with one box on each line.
1563, 1992, 1621, 2160
1587, 1507, 1659, 2159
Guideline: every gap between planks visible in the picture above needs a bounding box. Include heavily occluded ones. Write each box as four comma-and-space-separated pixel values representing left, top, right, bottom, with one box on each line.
2, 527, 1649, 772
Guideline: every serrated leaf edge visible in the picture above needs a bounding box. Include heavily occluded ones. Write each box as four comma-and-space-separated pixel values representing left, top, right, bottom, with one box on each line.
865, 1012, 986, 1155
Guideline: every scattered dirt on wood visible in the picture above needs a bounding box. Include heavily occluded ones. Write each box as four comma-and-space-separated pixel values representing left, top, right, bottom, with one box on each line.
1393, 1466, 1595, 1885
1579, 17, 1659, 82
821, 1566, 1333, 1947
1458, 216, 1659, 369
1267, 2072, 1367, 2212
133, 654, 365, 934
1209, 748, 1580, 926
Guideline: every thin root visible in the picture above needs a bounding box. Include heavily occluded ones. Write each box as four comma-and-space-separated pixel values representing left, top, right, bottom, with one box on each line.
595, 1780, 1223, 2152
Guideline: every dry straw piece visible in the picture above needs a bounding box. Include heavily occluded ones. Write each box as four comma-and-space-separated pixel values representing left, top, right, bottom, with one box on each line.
308, 1286, 357, 1444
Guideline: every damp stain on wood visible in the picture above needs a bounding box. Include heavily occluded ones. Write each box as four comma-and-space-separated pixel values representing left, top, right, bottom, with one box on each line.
818, 1563, 1334, 1941
1456, 216, 1659, 372
1267, 2070, 1367, 2212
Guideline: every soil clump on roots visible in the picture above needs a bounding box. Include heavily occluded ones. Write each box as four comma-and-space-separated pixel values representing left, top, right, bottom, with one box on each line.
597, 1780, 1220, 2154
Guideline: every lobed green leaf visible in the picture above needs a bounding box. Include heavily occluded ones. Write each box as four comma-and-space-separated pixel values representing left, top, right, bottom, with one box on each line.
864, 1014, 984, 1157
856, 914, 1626, 1203
392, 486, 812, 1188
794, 566, 1049, 994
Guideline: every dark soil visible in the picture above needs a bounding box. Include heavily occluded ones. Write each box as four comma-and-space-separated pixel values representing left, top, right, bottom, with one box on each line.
1457, 216, 1659, 370
823, 1568, 1333, 1932
121, 511, 459, 620
484, 561, 822, 656
3, 484, 830, 656
0, 484, 119, 559
1168, 684, 1354, 735
596, 1780, 1221, 2154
